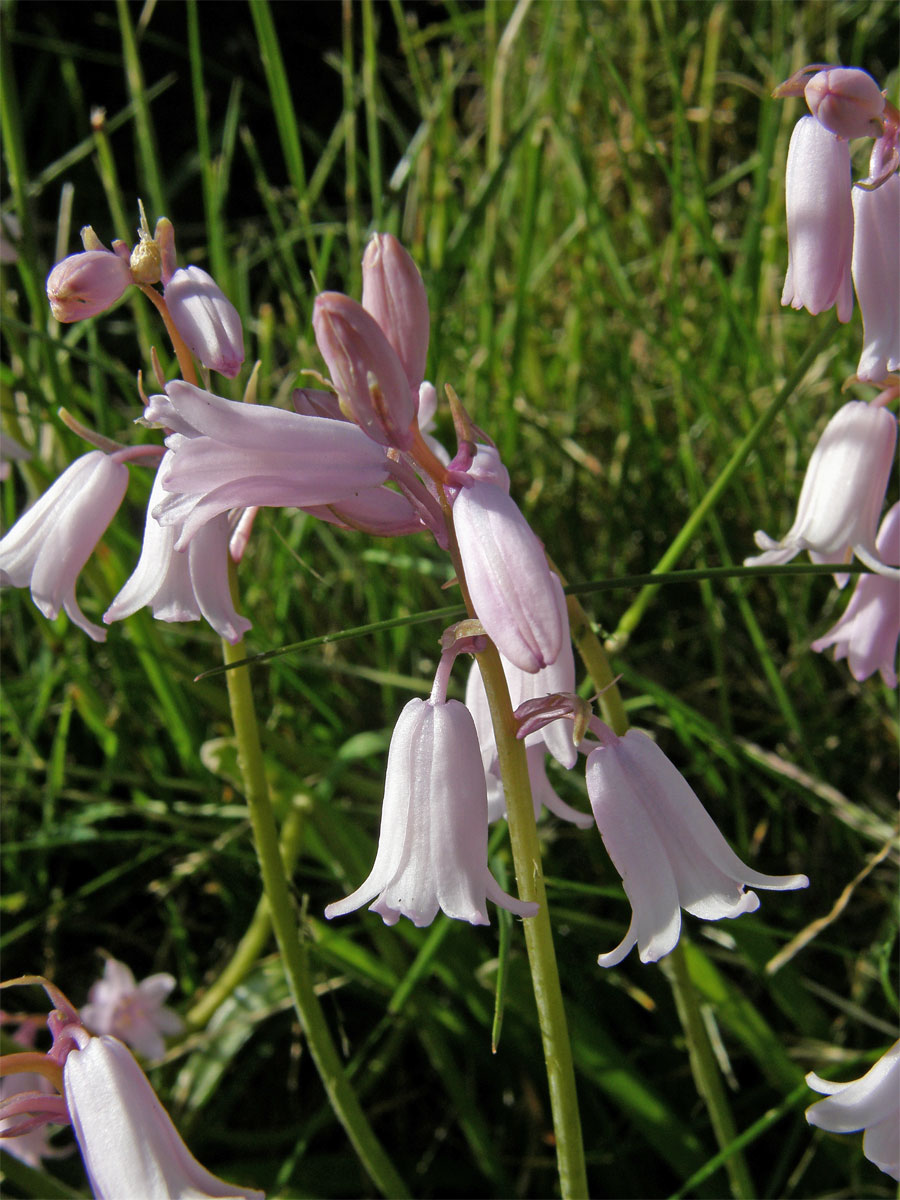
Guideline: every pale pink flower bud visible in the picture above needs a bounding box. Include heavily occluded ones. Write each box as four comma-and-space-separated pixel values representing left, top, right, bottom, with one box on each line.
812, 502, 900, 686
164, 265, 245, 378
781, 116, 854, 321
313, 292, 417, 449
805, 1040, 900, 1181
80, 957, 183, 1062
852, 169, 900, 382
361, 232, 430, 392
804, 68, 885, 139
46, 250, 132, 322
104, 451, 251, 643
587, 729, 808, 966
452, 450, 563, 673
325, 697, 538, 927
63, 1029, 264, 1199
746, 401, 898, 579
0, 450, 129, 641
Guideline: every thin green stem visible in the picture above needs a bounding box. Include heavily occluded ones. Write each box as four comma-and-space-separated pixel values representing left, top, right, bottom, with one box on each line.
608, 314, 839, 651
663, 944, 756, 1199
221, 635, 409, 1199
475, 641, 588, 1200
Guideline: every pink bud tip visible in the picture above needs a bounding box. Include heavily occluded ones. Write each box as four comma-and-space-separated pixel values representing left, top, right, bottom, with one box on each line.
804, 67, 885, 139
46, 251, 132, 322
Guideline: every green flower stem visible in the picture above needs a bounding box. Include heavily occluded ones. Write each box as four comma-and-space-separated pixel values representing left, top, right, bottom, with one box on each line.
607, 314, 839, 653
475, 640, 588, 1200
185, 804, 304, 1030
663, 944, 755, 1199
221, 636, 409, 1200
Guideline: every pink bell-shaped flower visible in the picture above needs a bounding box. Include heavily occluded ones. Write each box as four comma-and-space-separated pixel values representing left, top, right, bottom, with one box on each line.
80, 957, 184, 1062
325, 695, 538, 928
164, 265, 245, 379
313, 292, 417, 449
781, 116, 854, 321
0, 450, 129, 641
805, 1040, 900, 1181
485, 744, 593, 828
361, 232, 430, 393
745, 401, 898, 579
104, 451, 251, 643
46, 249, 132, 322
144, 381, 390, 547
812, 502, 900, 686
586, 728, 808, 966
852, 168, 900, 383
452, 447, 564, 673
804, 67, 886, 140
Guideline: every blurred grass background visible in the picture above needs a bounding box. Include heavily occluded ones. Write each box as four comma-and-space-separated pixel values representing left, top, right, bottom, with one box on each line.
1, 1, 898, 1196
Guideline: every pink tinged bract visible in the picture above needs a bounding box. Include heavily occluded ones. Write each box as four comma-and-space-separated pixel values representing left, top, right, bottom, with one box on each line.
104, 453, 251, 643
781, 116, 854, 321
452, 466, 563, 674
804, 68, 886, 140
46, 250, 132, 322
812, 502, 900, 686
146, 382, 390, 547
164, 265, 245, 378
313, 292, 417, 449
80, 957, 184, 1062
63, 1033, 264, 1200
805, 1040, 900, 1181
361, 232, 430, 393
0, 450, 129, 641
745, 401, 898, 580
586, 730, 808, 966
852, 170, 900, 382
324, 697, 538, 928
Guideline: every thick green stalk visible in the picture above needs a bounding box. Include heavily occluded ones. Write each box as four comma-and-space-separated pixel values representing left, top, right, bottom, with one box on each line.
221, 636, 409, 1199
608, 315, 838, 651
475, 641, 588, 1200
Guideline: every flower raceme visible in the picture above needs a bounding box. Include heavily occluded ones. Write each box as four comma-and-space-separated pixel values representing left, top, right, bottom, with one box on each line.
805, 1040, 900, 1181
586, 728, 808, 965
812, 502, 900, 686
745, 400, 898, 579
0, 450, 129, 641
781, 115, 854, 321
325, 694, 538, 928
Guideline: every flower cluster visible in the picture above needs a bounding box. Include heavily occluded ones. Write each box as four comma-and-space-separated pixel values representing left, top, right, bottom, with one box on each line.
748, 65, 900, 688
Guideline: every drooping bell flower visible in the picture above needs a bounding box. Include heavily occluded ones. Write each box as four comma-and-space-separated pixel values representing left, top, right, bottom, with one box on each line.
803, 67, 886, 140
104, 451, 251, 643
745, 401, 898, 580
324, 691, 538, 928
805, 1040, 900, 1181
164, 265, 245, 379
0, 450, 129, 641
80, 957, 184, 1062
852, 167, 900, 383
452, 446, 564, 673
46, 248, 132, 323
781, 116, 854, 321
0, 977, 264, 1200
313, 292, 417, 449
143, 381, 390, 547
585, 727, 808, 966
361, 232, 430, 393
812, 502, 900, 686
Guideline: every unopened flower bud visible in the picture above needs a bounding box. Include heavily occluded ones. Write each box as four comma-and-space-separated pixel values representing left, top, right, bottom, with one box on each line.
153, 216, 177, 285
313, 292, 416, 448
361, 232, 430, 392
46, 250, 132, 322
164, 266, 244, 378
804, 67, 885, 140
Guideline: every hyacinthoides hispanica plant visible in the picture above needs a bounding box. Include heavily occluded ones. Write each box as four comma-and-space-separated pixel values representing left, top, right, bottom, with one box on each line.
1, 3, 898, 1197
